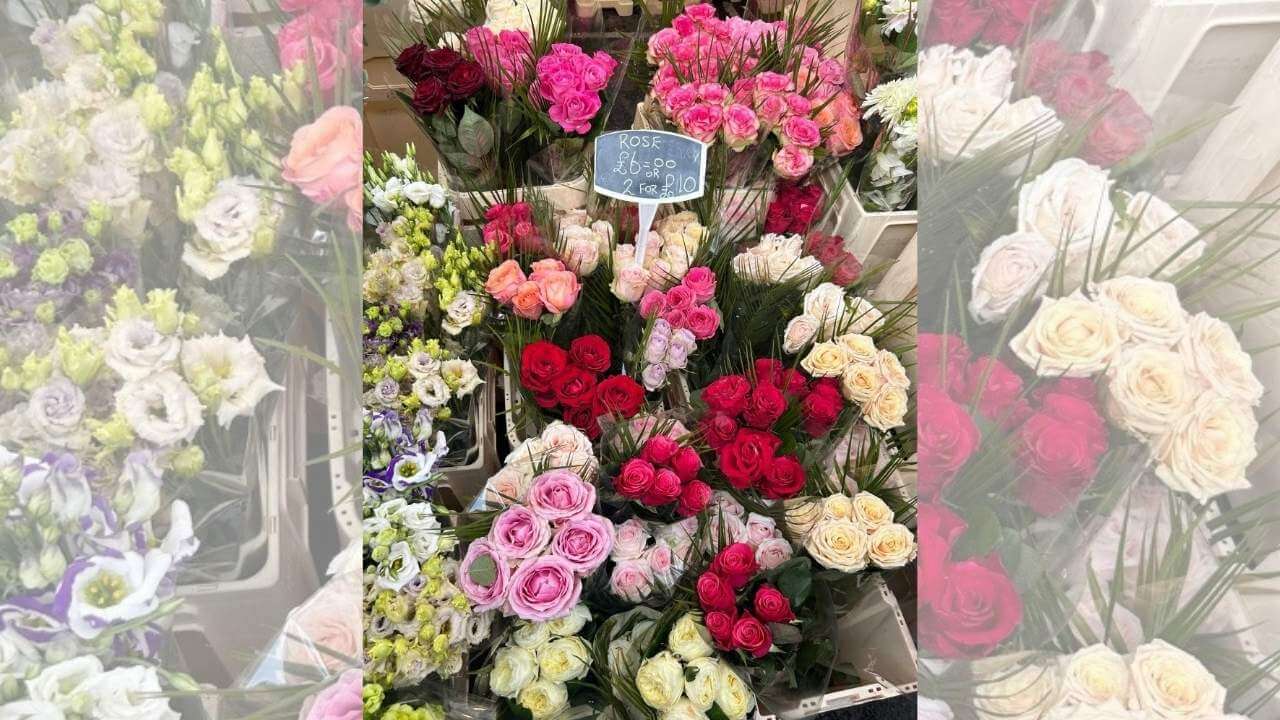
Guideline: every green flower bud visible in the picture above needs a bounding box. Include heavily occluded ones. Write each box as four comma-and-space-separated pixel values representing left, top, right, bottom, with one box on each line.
56, 327, 105, 385
110, 286, 146, 321
145, 289, 181, 334
7, 213, 39, 243
31, 249, 69, 285
362, 684, 385, 716
58, 238, 94, 274
90, 412, 135, 449
169, 446, 205, 477
0, 253, 18, 280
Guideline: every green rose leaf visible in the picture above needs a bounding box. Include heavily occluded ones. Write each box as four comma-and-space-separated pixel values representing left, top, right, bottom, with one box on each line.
457, 107, 495, 158
467, 554, 497, 587
443, 151, 484, 172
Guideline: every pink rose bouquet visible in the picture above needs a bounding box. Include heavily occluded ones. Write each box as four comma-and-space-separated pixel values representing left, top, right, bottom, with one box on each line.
460, 471, 614, 621
635, 266, 722, 391
533, 43, 619, 134
645, 4, 862, 180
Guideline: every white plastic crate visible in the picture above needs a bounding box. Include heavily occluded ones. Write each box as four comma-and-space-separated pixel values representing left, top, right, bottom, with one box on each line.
757, 574, 918, 720
818, 168, 918, 281
1077, 0, 1280, 118
175, 354, 322, 684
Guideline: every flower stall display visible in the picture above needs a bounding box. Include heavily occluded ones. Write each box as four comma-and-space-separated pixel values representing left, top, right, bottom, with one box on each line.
390, 0, 624, 190
915, 3, 1280, 717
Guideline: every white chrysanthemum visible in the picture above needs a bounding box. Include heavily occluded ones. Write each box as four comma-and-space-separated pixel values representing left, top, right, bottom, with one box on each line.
863, 76, 917, 126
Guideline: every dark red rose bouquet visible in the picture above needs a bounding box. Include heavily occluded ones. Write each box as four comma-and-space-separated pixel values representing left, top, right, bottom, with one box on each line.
397, 44, 488, 113
764, 182, 825, 235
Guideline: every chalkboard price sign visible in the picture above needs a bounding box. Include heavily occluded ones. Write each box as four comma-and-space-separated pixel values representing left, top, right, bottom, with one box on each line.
593, 130, 707, 203
593, 130, 707, 264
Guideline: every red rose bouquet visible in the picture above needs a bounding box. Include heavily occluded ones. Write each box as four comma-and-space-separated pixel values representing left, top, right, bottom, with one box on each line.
517, 336, 644, 440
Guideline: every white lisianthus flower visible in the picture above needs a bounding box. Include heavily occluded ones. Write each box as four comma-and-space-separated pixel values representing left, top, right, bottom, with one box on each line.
179, 334, 282, 427
442, 292, 484, 335
26, 377, 88, 449
413, 375, 451, 408
17, 454, 92, 523
1018, 159, 1117, 257
69, 163, 150, 239
87, 100, 155, 172
0, 700, 67, 719
116, 451, 163, 525
26, 656, 101, 711
1178, 312, 1264, 406
1059, 644, 1130, 707
82, 666, 180, 720
490, 646, 538, 698
1010, 294, 1127, 377
0, 125, 90, 205
31, 20, 79, 74
1153, 394, 1256, 503
1129, 640, 1226, 718
115, 371, 205, 446
188, 177, 265, 280
970, 232, 1056, 323
161, 500, 200, 562
63, 55, 120, 110
440, 359, 482, 397
105, 317, 180, 382
537, 636, 591, 683
636, 651, 686, 711
374, 541, 419, 592
61, 550, 173, 639
402, 180, 447, 208
0, 627, 39, 689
